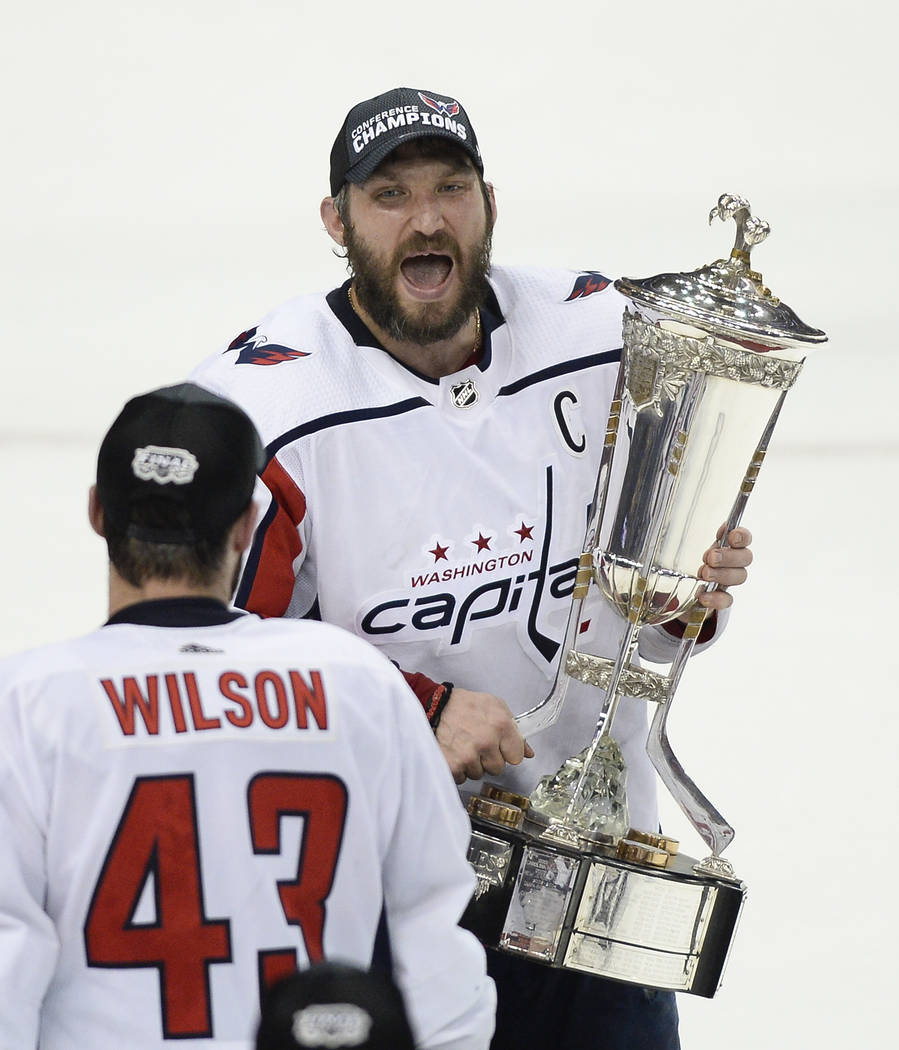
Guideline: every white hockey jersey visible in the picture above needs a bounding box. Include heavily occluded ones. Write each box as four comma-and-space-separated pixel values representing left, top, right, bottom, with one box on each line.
191, 265, 725, 832
0, 599, 495, 1050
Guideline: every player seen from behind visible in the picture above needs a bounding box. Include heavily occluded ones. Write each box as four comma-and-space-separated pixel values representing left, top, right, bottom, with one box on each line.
0, 382, 495, 1050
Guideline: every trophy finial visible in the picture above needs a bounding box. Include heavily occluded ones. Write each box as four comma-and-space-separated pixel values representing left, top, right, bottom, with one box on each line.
615, 195, 825, 347
709, 193, 770, 269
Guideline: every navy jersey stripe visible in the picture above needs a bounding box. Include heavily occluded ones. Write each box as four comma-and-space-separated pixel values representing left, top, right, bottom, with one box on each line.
261, 350, 620, 461
264, 397, 431, 462
497, 349, 622, 398
235, 497, 280, 608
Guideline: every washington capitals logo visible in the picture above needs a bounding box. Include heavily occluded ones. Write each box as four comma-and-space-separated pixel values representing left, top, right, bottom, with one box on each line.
418, 91, 460, 118
228, 327, 311, 366
564, 271, 611, 302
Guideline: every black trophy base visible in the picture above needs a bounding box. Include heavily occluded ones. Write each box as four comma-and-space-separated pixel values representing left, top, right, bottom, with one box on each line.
462, 812, 746, 998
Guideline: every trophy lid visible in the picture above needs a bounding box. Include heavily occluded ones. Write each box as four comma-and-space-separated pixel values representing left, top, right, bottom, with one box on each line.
615, 194, 827, 349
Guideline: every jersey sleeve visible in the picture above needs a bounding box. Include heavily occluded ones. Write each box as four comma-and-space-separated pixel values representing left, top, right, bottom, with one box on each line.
191, 345, 315, 620
0, 688, 60, 1047
638, 607, 728, 664
379, 671, 495, 1050
404, 672, 447, 722
235, 458, 312, 618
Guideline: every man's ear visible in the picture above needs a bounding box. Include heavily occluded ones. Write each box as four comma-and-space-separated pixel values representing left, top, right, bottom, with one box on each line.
321, 196, 346, 246
485, 181, 498, 227
232, 501, 258, 555
88, 485, 106, 538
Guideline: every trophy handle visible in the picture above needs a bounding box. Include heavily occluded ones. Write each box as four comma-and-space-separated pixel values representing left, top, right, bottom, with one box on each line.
514, 598, 575, 738
646, 390, 789, 866
646, 664, 735, 861
515, 366, 628, 738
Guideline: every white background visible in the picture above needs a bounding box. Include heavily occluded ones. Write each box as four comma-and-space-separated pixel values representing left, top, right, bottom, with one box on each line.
2, 2, 897, 1046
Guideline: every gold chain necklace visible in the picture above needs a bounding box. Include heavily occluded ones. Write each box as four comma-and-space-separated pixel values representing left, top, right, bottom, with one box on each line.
471, 307, 482, 358
347, 283, 363, 318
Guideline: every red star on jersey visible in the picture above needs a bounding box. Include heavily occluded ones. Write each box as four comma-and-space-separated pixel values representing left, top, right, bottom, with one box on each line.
472, 533, 492, 553
429, 542, 450, 562
514, 522, 534, 543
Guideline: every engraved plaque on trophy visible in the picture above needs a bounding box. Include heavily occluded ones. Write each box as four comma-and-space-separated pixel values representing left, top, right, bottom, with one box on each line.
462, 195, 826, 996
463, 801, 745, 996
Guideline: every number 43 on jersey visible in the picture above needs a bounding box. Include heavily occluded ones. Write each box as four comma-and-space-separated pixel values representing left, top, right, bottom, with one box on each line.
83, 772, 347, 1039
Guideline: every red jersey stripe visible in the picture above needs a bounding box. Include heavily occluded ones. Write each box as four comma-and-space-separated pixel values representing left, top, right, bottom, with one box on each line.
243, 458, 307, 617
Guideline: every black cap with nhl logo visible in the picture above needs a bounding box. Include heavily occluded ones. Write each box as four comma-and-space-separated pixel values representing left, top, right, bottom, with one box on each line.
96, 382, 265, 544
255, 963, 415, 1050
329, 86, 483, 196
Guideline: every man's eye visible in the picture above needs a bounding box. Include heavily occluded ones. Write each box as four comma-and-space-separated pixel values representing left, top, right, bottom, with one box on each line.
376, 188, 402, 200
439, 183, 465, 193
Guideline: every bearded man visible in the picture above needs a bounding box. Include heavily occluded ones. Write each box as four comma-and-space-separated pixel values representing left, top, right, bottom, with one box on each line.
191, 86, 753, 1050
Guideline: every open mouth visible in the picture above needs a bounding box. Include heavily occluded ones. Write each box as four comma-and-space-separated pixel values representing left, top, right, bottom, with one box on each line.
399, 252, 455, 295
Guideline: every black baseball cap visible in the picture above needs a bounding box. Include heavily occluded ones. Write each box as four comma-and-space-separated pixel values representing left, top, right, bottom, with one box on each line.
329, 86, 483, 196
256, 964, 415, 1050
96, 382, 265, 544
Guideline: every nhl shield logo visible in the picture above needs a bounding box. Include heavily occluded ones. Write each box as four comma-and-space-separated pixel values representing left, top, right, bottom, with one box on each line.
450, 379, 479, 409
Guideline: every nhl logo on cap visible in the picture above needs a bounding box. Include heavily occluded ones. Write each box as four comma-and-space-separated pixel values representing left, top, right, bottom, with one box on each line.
132, 445, 200, 485
291, 1003, 373, 1048
97, 383, 264, 544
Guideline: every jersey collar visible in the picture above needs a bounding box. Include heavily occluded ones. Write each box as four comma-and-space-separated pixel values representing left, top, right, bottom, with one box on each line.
105, 597, 246, 628
326, 278, 505, 381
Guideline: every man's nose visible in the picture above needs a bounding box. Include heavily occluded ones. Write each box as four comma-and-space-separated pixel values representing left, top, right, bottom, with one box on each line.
409, 196, 445, 236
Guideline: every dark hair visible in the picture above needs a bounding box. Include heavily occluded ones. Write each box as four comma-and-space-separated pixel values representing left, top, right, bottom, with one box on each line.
102, 498, 235, 588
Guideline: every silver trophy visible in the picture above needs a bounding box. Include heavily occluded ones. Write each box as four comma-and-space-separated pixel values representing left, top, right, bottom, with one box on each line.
463, 194, 826, 995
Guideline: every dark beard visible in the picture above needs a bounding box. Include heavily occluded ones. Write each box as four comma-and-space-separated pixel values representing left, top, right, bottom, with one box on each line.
344, 224, 493, 345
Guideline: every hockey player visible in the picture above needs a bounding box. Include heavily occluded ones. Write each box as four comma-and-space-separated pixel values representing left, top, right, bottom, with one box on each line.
190, 88, 754, 1049
0, 383, 495, 1050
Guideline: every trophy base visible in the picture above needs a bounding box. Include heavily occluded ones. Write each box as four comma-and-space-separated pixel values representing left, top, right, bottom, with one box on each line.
463, 808, 746, 998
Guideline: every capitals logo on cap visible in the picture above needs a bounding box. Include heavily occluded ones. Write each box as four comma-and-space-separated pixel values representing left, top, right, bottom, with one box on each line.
418, 91, 460, 118
132, 446, 199, 485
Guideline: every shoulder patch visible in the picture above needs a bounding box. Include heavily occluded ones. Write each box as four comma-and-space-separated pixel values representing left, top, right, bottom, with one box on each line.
228, 327, 311, 366
564, 271, 611, 302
